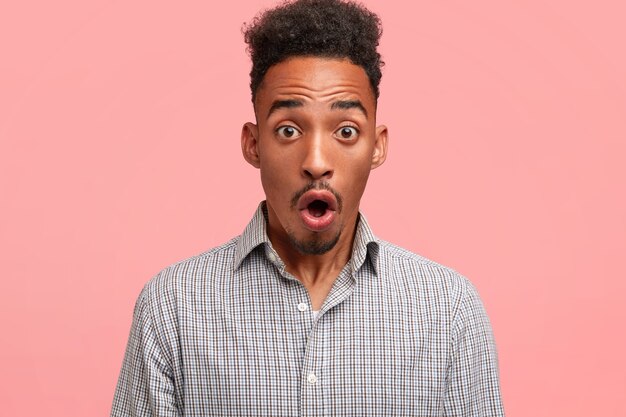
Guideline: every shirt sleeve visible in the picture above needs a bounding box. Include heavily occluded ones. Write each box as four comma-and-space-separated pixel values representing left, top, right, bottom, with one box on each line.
443, 280, 505, 417
111, 285, 181, 417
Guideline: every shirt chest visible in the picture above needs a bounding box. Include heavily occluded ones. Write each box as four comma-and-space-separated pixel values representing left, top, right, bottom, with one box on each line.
176, 273, 451, 416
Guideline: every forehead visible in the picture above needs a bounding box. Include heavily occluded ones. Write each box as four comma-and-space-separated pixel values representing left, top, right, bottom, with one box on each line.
255, 57, 376, 112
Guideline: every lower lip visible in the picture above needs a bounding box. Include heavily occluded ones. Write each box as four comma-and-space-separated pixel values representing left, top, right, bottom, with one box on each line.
299, 208, 336, 232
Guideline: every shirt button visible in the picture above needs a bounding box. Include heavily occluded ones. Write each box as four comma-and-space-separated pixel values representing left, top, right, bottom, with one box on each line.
297, 303, 308, 312
307, 373, 317, 384
267, 252, 277, 263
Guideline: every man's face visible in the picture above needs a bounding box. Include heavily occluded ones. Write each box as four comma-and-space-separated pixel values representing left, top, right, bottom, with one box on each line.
241, 57, 388, 255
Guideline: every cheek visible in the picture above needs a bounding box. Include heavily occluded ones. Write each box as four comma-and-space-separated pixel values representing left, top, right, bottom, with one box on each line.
341, 149, 373, 182
349, 170, 371, 198
339, 165, 371, 207
259, 155, 292, 200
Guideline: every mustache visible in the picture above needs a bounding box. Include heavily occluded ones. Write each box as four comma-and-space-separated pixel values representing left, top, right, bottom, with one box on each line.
290, 181, 343, 213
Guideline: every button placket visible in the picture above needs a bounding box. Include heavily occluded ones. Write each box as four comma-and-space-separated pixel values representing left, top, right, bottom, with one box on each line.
300, 308, 324, 415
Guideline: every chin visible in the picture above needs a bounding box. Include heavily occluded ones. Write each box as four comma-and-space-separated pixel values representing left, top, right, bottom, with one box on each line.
288, 230, 342, 255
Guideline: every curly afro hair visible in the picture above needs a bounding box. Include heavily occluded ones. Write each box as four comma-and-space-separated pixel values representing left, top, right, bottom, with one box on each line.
243, 0, 384, 103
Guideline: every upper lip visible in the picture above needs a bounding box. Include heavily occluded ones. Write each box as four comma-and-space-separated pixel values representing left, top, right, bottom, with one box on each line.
297, 190, 338, 211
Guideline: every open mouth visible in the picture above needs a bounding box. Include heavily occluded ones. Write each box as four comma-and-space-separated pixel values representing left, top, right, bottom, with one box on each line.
296, 189, 338, 232
297, 190, 338, 213
307, 199, 329, 217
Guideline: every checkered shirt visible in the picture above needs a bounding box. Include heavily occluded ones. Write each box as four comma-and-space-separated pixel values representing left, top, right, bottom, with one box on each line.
111, 203, 505, 416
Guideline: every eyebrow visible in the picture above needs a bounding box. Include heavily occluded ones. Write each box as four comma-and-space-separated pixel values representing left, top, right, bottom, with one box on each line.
267, 99, 303, 118
331, 100, 368, 118
266, 98, 368, 119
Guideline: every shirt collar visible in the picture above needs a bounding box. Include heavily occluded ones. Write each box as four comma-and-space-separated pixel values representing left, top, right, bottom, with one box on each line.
234, 201, 379, 275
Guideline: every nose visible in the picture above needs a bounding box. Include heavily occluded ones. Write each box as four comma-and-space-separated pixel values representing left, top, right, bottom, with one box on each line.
301, 132, 333, 180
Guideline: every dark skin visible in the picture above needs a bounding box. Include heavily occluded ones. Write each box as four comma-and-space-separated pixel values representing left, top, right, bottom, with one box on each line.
241, 57, 388, 309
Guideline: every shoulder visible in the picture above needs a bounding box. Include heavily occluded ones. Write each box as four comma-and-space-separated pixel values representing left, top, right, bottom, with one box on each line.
139, 236, 240, 308
374, 240, 493, 337
374, 239, 477, 310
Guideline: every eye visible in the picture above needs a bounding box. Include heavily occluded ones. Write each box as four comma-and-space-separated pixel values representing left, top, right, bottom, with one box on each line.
334, 126, 359, 141
276, 125, 301, 139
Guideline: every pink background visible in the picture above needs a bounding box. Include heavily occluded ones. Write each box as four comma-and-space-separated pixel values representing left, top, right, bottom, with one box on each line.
1, 1, 625, 415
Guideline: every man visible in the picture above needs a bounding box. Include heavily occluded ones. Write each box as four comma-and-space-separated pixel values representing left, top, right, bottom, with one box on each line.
111, 0, 505, 416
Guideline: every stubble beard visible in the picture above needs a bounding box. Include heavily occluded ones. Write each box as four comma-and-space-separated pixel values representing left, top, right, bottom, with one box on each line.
287, 229, 342, 255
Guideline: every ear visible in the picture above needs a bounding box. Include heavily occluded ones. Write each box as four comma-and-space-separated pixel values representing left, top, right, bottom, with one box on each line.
371, 125, 389, 170
241, 122, 261, 168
